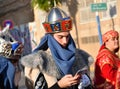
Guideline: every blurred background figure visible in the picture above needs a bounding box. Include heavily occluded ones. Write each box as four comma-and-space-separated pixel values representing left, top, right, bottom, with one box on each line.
0, 20, 23, 89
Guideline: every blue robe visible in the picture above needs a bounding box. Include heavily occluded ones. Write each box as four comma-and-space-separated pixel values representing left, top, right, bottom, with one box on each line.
0, 56, 15, 89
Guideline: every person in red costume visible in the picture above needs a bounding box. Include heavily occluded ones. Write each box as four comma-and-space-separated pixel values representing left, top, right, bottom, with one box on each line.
93, 30, 120, 89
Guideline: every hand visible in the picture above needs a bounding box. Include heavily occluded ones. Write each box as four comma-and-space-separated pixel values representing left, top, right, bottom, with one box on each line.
57, 74, 81, 88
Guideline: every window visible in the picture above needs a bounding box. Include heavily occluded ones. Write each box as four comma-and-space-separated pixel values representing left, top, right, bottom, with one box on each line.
78, 0, 94, 7
79, 0, 96, 23
81, 35, 99, 44
80, 7, 96, 23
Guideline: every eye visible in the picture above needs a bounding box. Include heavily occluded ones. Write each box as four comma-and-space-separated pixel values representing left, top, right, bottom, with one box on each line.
66, 35, 70, 39
111, 37, 115, 41
58, 36, 63, 39
111, 37, 119, 41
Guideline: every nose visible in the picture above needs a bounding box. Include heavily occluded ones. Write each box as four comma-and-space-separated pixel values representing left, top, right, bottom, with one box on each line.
63, 37, 68, 43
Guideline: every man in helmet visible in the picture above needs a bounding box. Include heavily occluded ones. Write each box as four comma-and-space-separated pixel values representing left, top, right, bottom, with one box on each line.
21, 7, 94, 89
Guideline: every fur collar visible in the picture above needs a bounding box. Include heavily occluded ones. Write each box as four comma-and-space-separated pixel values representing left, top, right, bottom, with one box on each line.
20, 50, 61, 78
21, 49, 94, 78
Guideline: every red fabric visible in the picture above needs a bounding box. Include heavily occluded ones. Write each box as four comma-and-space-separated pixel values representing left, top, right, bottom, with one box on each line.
42, 18, 72, 33
116, 65, 120, 89
93, 48, 120, 89
102, 30, 119, 43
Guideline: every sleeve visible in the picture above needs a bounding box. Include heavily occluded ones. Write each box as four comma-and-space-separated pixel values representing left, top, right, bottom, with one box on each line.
102, 64, 117, 82
99, 56, 117, 83
35, 73, 63, 89
49, 83, 63, 89
116, 65, 120, 89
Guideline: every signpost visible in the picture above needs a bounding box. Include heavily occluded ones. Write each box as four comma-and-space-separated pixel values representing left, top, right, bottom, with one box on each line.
91, 3, 107, 45
91, 3, 107, 12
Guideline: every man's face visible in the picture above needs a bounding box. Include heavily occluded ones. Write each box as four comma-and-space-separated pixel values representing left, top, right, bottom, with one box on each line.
53, 31, 70, 48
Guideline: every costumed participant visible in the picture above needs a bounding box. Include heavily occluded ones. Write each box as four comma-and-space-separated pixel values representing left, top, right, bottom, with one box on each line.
21, 7, 94, 89
93, 30, 120, 89
0, 20, 23, 89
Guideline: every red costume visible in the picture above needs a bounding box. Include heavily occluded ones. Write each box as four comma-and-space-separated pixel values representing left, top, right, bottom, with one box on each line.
94, 30, 120, 89
116, 66, 120, 89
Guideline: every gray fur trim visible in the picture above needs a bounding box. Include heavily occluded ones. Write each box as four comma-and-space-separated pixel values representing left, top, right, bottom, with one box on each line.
20, 51, 41, 68
20, 50, 61, 78
20, 49, 94, 78
71, 49, 94, 75
88, 56, 94, 65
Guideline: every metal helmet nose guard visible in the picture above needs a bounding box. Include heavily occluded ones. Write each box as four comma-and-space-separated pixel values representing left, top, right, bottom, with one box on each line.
43, 7, 72, 33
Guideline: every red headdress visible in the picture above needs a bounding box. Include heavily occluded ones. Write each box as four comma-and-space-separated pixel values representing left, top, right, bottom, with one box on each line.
42, 7, 72, 33
99, 30, 119, 51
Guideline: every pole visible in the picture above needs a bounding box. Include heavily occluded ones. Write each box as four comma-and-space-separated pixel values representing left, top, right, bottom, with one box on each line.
96, 12, 102, 45
94, 0, 103, 45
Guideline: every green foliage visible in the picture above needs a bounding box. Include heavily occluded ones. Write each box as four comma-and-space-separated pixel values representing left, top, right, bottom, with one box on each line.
31, 0, 61, 12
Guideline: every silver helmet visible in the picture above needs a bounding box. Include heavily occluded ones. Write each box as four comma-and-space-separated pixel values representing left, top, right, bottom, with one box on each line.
43, 7, 72, 33
46, 7, 68, 23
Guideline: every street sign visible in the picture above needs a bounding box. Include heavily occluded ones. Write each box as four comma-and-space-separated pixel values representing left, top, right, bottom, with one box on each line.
3, 20, 13, 29
91, 3, 107, 12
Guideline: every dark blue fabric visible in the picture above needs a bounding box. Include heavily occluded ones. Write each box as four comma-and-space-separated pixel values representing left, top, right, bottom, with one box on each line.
0, 56, 15, 89
34, 34, 76, 75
